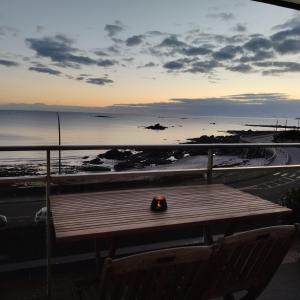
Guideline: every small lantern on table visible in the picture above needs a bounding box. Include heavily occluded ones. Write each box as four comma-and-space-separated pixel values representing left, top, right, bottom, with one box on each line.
151, 195, 168, 212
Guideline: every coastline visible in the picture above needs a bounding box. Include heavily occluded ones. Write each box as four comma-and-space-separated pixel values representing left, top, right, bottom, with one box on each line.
0, 131, 277, 177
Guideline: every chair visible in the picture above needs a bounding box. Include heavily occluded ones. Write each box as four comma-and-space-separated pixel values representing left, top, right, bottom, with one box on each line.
204, 225, 296, 300
96, 225, 296, 300
98, 245, 213, 300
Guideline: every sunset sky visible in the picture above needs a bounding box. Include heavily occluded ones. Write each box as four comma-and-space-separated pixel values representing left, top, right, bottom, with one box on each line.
0, 0, 300, 108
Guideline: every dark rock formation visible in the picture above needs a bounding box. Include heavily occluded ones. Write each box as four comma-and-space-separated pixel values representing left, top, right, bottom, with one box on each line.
113, 149, 175, 171
79, 165, 110, 172
98, 149, 133, 160
83, 157, 104, 165
0, 166, 39, 177
183, 135, 241, 156
145, 123, 168, 130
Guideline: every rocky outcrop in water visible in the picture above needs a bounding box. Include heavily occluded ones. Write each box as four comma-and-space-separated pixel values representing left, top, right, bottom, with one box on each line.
78, 165, 110, 172
145, 123, 168, 130
112, 149, 175, 171
98, 149, 133, 160
83, 157, 104, 165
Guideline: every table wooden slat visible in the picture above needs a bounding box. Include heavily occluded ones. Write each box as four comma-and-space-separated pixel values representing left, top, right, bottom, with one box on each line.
50, 184, 292, 242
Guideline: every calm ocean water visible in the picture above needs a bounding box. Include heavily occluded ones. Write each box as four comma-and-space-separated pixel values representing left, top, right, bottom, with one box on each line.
0, 110, 298, 166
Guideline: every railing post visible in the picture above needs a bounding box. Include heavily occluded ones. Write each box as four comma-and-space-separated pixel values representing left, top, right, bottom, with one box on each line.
57, 112, 62, 174
206, 149, 213, 184
46, 150, 51, 299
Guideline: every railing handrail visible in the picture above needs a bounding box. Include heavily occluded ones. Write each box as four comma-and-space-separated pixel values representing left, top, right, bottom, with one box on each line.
0, 142, 300, 151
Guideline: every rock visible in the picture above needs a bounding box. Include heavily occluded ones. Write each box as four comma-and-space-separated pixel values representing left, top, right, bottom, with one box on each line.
86, 157, 104, 165
0, 166, 38, 177
79, 165, 110, 172
95, 115, 112, 118
183, 134, 241, 156
173, 150, 184, 160
113, 150, 174, 171
82, 156, 89, 159
114, 161, 136, 171
145, 123, 168, 130
98, 149, 133, 160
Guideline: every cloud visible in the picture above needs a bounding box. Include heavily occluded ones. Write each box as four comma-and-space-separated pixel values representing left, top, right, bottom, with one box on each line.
163, 60, 185, 70
148, 15, 300, 78
138, 62, 156, 68
163, 57, 219, 74
123, 57, 134, 62
181, 46, 211, 56
207, 12, 235, 21
26, 35, 93, 66
232, 23, 247, 33
274, 39, 300, 54
97, 59, 116, 66
254, 61, 300, 75
107, 46, 120, 54
125, 35, 144, 46
272, 15, 300, 30
0, 59, 19, 67
36, 25, 45, 33
0, 25, 18, 37
153, 35, 212, 58
104, 23, 123, 37
243, 37, 272, 52
269, 17, 300, 55
107, 93, 300, 118
271, 25, 300, 42
147, 30, 166, 36
94, 50, 108, 56
240, 50, 274, 62
227, 63, 253, 73
2, 93, 300, 118
29, 66, 61, 75
185, 60, 220, 74
26, 34, 116, 68
213, 45, 243, 60
227, 93, 288, 102
159, 35, 187, 48
86, 77, 113, 85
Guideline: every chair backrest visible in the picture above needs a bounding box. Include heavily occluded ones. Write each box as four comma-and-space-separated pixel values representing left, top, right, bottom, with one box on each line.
99, 245, 213, 300
98, 225, 296, 300
204, 225, 296, 299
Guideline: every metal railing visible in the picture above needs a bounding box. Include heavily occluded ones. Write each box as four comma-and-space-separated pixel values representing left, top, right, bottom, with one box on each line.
1, 142, 300, 299
1, 142, 300, 185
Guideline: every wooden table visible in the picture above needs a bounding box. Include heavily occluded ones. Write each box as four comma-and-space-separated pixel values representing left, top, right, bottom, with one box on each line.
49, 183, 292, 296
51, 184, 292, 246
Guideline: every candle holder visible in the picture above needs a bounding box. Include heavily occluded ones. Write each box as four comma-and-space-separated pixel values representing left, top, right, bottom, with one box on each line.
151, 195, 168, 212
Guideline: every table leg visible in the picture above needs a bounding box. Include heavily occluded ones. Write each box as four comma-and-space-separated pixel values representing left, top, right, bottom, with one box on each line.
108, 238, 116, 258
203, 225, 214, 245
224, 222, 237, 237
95, 239, 102, 277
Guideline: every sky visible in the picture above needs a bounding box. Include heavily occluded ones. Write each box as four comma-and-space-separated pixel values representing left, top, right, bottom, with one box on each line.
0, 0, 300, 109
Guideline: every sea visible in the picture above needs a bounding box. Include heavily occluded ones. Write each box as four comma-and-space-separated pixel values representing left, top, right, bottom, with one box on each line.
0, 110, 298, 170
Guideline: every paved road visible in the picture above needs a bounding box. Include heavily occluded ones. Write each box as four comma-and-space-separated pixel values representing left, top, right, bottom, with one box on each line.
229, 168, 300, 202
0, 195, 43, 228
